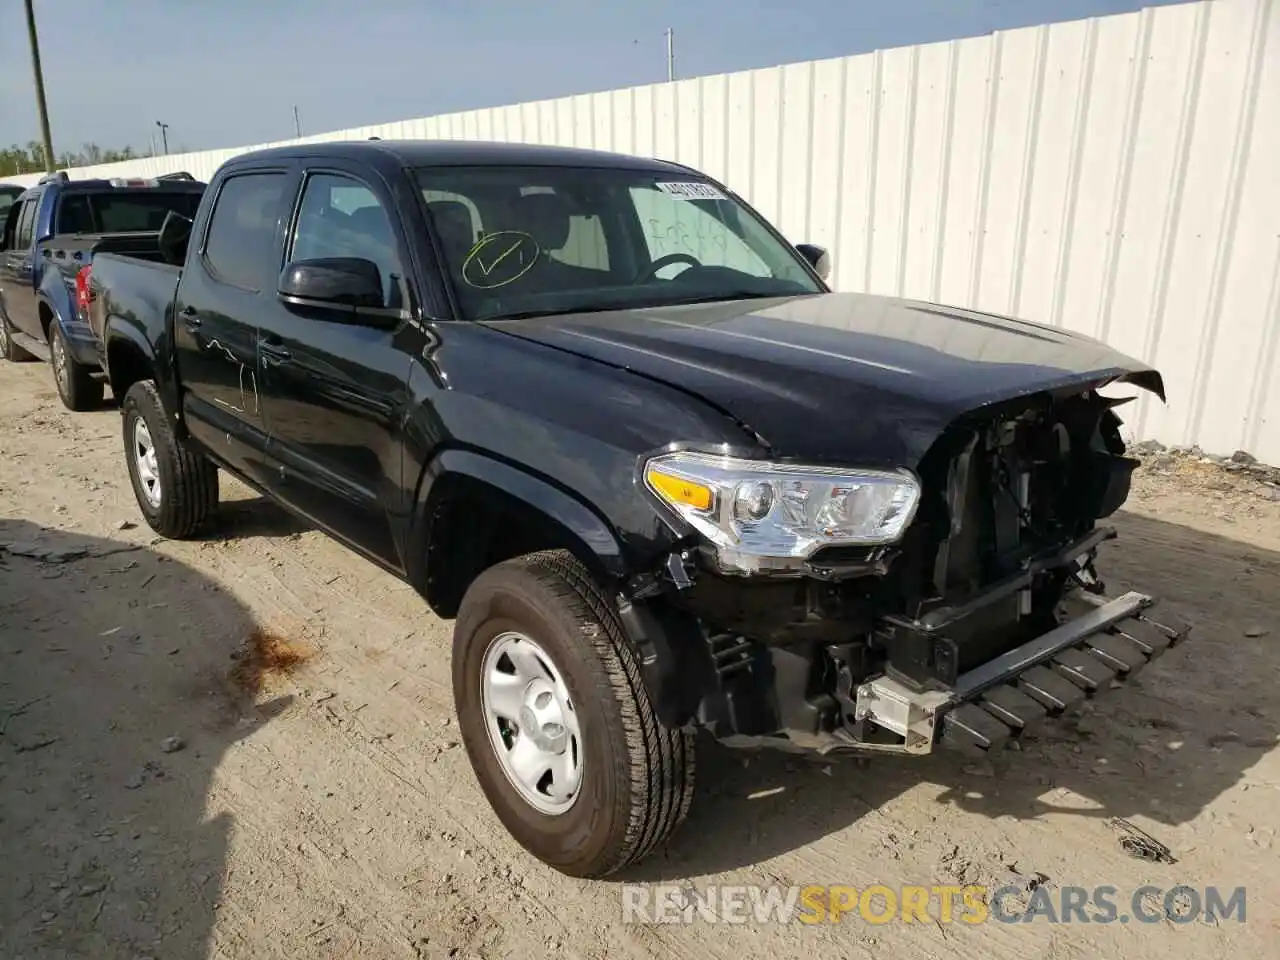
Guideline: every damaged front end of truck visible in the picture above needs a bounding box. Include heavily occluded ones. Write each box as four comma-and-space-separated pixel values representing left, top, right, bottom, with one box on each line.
620, 370, 1191, 758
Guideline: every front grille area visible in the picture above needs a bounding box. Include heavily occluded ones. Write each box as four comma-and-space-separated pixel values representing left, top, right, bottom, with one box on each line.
881, 392, 1143, 684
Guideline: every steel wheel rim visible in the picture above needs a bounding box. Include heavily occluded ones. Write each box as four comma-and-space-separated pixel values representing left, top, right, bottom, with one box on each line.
0, 318, 8, 352
481, 631, 583, 815
131, 417, 162, 508
52, 333, 68, 390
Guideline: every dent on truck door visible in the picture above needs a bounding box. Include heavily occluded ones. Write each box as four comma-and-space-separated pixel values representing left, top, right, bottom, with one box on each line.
173, 170, 292, 488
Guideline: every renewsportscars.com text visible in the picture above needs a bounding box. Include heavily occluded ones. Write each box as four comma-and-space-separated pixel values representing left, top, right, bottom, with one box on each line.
621, 883, 1247, 926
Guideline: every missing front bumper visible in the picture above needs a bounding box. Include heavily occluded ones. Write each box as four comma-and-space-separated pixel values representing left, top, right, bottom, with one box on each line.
849, 591, 1192, 756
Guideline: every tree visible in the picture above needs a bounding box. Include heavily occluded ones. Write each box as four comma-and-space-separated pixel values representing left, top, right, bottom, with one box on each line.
0, 141, 139, 177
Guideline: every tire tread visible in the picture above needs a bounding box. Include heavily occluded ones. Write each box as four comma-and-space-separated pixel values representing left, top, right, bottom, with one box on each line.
123, 380, 218, 539
53, 324, 104, 411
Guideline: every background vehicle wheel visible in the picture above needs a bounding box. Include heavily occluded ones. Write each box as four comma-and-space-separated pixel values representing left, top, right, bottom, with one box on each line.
453, 549, 696, 879
121, 380, 218, 538
0, 312, 33, 362
51, 323, 104, 411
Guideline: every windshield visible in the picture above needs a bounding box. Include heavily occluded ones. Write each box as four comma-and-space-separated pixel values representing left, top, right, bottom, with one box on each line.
54, 190, 202, 234
414, 165, 822, 321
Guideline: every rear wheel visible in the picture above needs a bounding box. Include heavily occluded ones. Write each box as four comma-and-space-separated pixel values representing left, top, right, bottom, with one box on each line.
452, 549, 696, 878
121, 380, 218, 538
0, 312, 33, 362
51, 323, 104, 411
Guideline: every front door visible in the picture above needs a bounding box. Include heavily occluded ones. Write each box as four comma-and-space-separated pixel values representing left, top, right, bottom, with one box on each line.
256, 167, 417, 571
0, 198, 40, 339
173, 168, 294, 489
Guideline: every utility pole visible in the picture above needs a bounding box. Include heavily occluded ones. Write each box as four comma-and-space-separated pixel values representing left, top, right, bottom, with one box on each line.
23, 0, 56, 172
293, 105, 302, 138
665, 27, 675, 82
155, 121, 169, 154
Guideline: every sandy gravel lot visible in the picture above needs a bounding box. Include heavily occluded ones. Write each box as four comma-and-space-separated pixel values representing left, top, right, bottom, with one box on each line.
1, 358, 1277, 959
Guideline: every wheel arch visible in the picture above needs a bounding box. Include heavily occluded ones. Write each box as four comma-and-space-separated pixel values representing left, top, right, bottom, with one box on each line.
36, 275, 76, 343
410, 449, 630, 620
104, 323, 162, 409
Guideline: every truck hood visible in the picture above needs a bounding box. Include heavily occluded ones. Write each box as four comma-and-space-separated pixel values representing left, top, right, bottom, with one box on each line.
482, 292, 1164, 467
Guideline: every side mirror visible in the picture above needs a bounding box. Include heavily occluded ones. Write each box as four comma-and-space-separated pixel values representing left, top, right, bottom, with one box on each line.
795, 243, 831, 282
278, 257, 384, 312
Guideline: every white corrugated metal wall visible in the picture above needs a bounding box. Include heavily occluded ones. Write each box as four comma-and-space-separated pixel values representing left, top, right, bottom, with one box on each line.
9, 0, 1278, 459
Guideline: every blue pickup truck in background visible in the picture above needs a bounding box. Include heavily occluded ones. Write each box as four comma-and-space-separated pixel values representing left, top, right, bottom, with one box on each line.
0, 171, 205, 409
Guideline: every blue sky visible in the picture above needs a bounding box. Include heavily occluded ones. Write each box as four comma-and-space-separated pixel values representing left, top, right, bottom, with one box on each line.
1, 0, 1189, 155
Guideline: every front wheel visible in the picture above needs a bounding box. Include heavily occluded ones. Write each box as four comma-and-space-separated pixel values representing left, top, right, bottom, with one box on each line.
453, 550, 696, 878
51, 323, 104, 411
121, 380, 219, 538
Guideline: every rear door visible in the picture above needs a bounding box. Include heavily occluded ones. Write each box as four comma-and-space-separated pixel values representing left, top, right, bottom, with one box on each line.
255, 165, 417, 570
0, 196, 41, 339
174, 165, 297, 487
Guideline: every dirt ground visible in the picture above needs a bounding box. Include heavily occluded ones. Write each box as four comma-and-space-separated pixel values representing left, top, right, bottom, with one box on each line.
1, 358, 1277, 960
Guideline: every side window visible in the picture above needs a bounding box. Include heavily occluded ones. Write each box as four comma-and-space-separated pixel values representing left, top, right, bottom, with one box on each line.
15, 199, 38, 249
291, 173, 403, 308
203, 172, 289, 291
629, 187, 770, 278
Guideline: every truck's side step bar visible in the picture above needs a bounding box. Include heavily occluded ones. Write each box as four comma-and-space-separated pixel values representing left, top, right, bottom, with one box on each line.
937, 594, 1191, 755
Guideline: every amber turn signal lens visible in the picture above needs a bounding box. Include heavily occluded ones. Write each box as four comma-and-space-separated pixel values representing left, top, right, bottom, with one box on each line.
646, 468, 714, 511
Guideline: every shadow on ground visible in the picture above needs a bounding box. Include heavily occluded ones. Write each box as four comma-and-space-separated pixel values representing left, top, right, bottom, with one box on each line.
199, 495, 311, 542
625, 510, 1280, 881
0, 520, 290, 960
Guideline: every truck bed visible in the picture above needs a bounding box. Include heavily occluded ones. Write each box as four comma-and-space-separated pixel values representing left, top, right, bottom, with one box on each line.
85, 252, 181, 353
37, 232, 171, 291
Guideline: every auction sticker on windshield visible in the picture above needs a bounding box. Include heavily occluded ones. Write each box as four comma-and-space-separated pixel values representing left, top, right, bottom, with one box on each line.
655, 181, 726, 201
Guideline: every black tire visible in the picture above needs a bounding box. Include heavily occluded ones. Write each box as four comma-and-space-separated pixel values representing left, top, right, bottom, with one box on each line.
121, 380, 218, 538
453, 549, 696, 879
0, 311, 33, 362
51, 323, 104, 411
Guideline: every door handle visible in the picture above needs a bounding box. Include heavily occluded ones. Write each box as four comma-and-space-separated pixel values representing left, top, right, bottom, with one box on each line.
179, 305, 201, 328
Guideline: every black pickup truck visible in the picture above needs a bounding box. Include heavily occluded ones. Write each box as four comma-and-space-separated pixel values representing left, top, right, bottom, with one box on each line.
87, 139, 1190, 878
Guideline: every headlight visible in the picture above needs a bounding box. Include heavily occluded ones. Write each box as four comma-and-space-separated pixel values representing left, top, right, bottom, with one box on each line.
643, 451, 921, 573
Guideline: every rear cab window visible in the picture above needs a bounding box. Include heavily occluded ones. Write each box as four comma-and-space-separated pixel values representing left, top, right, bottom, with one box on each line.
202, 172, 290, 291
55, 190, 203, 234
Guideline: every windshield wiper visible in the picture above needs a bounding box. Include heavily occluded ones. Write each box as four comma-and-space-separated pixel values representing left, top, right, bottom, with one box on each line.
477, 289, 805, 322
477, 304, 622, 322
651, 290, 801, 308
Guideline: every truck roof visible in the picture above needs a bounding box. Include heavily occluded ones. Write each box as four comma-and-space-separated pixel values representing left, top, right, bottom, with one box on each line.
12, 175, 205, 203
230, 139, 695, 175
